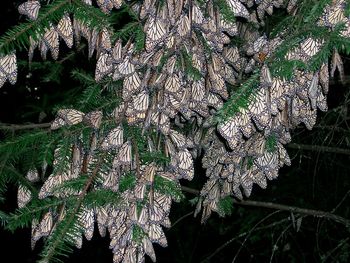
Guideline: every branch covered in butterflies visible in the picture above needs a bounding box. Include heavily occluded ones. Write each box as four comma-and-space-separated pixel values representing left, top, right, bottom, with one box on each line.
3, 122, 350, 158
181, 186, 350, 227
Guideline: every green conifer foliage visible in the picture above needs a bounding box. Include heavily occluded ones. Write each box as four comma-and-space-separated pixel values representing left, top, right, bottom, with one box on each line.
0, 0, 349, 262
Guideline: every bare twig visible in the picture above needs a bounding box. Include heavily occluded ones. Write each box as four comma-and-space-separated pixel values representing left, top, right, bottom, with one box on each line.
232, 211, 281, 263
169, 212, 194, 230
181, 186, 200, 195
322, 237, 350, 263
269, 223, 293, 263
331, 190, 350, 213
287, 143, 350, 155
201, 212, 287, 263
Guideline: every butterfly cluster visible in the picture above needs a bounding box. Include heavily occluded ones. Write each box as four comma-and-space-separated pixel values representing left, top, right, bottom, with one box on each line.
10, 0, 350, 262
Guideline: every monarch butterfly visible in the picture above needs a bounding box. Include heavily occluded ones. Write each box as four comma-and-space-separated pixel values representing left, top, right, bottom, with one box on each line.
42, 25, 60, 60
143, 163, 156, 184
165, 74, 181, 96
51, 116, 66, 130
319, 63, 329, 94
208, 65, 228, 99
260, 64, 272, 86
191, 79, 206, 103
95, 206, 109, 237
72, 18, 82, 45
300, 37, 323, 59
142, 237, 156, 262
252, 166, 269, 189
192, 4, 204, 26
140, 0, 156, 19
83, 110, 103, 129
176, 149, 194, 180
0, 70, 6, 88
97, 28, 112, 53
331, 48, 345, 83
132, 89, 150, 114
151, 110, 170, 135
73, 18, 90, 46
116, 141, 132, 165
255, 150, 278, 172
17, 184, 32, 208
168, 130, 187, 149
101, 126, 124, 150
111, 39, 122, 63
71, 143, 81, 174
277, 142, 291, 167
244, 58, 256, 73
248, 87, 270, 130
236, 109, 255, 138
223, 46, 240, 66
95, 52, 113, 82
110, 223, 129, 251
39, 39, 50, 60
207, 179, 220, 201
79, 207, 95, 241
57, 109, 85, 125
177, 14, 190, 37
164, 55, 177, 75
18, 0, 40, 20
145, 16, 167, 52
118, 56, 135, 76
134, 183, 147, 200
207, 92, 223, 109
246, 133, 266, 157
149, 192, 171, 222
287, 0, 298, 14
240, 170, 254, 197
319, 3, 346, 27
88, 28, 99, 58
123, 72, 141, 100
96, 0, 114, 13
0, 53, 17, 85
316, 89, 328, 112
269, 78, 284, 114
192, 52, 206, 74
247, 35, 267, 56
111, 0, 123, 9
32, 211, 53, 242
57, 14, 73, 48
218, 118, 242, 149
308, 72, 319, 110
148, 223, 167, 247
226, 0, 250, 19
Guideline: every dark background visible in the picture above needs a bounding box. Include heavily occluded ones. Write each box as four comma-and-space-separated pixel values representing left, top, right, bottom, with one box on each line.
0, 1, 349, 262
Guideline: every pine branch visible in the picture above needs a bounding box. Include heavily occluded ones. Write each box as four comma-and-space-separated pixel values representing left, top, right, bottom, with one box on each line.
39, 154, 105, 262
181, 186, 350, 227
0, 0, 71, 54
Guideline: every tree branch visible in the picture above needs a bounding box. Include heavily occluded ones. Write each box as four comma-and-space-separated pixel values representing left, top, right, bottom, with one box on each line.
0, 122, 51, 130
181, 186, 350, 227
287, 143, 350, 155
